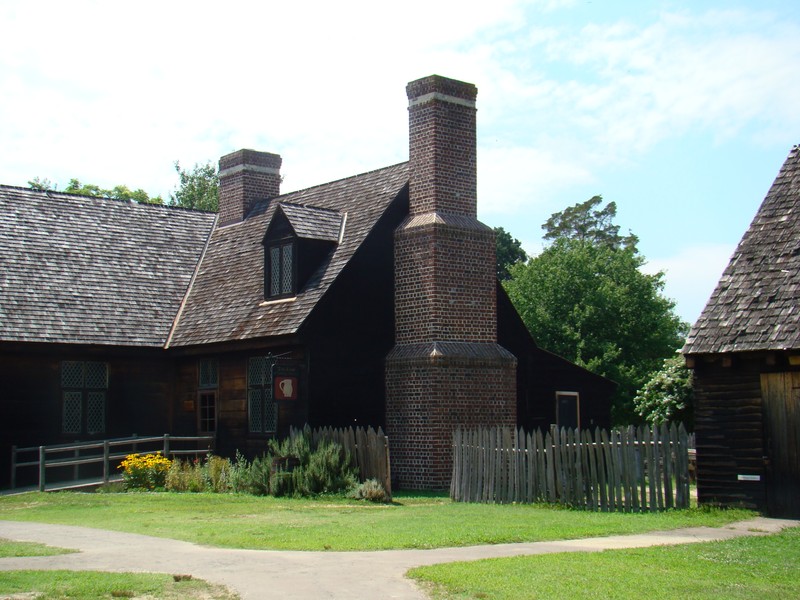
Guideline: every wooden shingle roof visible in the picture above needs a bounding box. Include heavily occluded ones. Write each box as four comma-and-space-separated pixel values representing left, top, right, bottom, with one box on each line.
683, 146, 800, 355
168, 162, 409, 347
276, 202, 343, 242
0, 186, 217, 347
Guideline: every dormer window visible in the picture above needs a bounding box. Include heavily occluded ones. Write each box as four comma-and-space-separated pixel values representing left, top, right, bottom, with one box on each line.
262, 202, 343, 301
268, 241, 295, 298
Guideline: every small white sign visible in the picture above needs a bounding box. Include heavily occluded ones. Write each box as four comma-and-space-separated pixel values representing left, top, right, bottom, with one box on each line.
737, 474, 761, 482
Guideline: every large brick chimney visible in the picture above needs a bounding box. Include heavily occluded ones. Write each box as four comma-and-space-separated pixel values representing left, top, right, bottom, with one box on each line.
218, 149, 282, 226
386, 75, 517, 490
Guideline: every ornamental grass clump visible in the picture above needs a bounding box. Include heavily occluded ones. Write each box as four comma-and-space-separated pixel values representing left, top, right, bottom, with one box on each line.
118, 452, 172, 491
166, 454, 233, 493
350, 478, 390, 503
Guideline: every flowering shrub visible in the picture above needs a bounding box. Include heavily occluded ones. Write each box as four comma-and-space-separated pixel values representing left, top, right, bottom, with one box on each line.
118, 452, 172, 490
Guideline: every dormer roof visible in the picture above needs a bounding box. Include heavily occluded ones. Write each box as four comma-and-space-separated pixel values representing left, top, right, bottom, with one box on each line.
168, 162, 409, 347
267, 202, 343, 243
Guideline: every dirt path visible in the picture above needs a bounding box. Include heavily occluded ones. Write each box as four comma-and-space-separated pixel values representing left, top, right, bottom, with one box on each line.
1, 517, 797, 599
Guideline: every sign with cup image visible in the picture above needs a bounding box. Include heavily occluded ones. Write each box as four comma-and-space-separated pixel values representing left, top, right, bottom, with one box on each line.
273, 369, 299, 401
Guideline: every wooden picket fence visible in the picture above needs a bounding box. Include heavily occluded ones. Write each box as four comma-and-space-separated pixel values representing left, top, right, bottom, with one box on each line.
451, 423, 690, 511
290, 425, 391, 498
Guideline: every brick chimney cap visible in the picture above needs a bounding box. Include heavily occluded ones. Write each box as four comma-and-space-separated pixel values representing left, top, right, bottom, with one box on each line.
406, 75, 477, 104
219, 149, 282, 172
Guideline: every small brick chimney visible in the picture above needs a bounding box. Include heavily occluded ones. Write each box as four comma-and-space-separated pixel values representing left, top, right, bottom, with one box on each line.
386, 75, 517, 490
218, 149, 282, 226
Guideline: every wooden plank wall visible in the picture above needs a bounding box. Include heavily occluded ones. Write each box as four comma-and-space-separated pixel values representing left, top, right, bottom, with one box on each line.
693, 360, 766, 510
451, 424, 690, 511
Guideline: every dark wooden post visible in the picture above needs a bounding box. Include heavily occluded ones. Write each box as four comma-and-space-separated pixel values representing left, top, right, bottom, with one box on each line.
38, 446, 46, 492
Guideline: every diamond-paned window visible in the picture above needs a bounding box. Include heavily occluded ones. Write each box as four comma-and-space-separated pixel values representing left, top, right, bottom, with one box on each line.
267, 242, 294, 298
281, 244, 293, 294
62, 361, 84, 388
61, 361, 107, 435
85, 362, 108, 389
248, 356, 276, 434
270, 246, 282, 296
63, 392, 82, 434
86, 392, 105, 434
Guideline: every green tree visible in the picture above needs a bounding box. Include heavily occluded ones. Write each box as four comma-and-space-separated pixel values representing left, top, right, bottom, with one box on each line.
633, 355, 694, 429
543, 195, 638, 251
170, 161, 218, 212
32, 178, 163, 204
27, 177, 54, 191
505, 236, 687, 425
494, 226, 528, 281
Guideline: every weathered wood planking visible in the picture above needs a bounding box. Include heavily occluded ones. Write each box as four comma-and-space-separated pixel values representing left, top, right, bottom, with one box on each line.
451, 425, 691, 512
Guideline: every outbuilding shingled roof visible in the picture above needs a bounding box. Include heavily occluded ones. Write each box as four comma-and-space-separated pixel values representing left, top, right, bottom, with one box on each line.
0, 186, 217, 347
683, 146, 800, 355
168, 162, 409, 347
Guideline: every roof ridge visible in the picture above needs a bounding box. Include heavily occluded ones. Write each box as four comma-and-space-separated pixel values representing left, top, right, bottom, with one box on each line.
278, 201, 341, 214
279, 161, 408, 197
0, 183, 216, 216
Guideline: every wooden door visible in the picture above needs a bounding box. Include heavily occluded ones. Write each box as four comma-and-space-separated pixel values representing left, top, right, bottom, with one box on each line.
760, 372, 800, 518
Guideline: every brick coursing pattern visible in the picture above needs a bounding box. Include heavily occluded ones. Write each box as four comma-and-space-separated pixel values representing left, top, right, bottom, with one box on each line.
218, 149, 282, 226
387, 75, 517, 490
407, 77, 477, 218
386, 344, 517, 489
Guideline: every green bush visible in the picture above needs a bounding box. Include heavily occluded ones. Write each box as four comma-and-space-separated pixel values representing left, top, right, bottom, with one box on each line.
350, 478, 389, 503
121, 431, 359, 498
267, 431, 358, 497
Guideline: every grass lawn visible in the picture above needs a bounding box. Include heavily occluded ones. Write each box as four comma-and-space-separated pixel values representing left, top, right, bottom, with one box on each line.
409, 526, 800, 600
0, 537, 74, 558
0, 571, 238, 599
0, 491, 753, 551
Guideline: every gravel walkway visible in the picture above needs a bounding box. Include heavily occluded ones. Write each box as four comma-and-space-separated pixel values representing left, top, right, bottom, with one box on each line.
1, 517, 797, 599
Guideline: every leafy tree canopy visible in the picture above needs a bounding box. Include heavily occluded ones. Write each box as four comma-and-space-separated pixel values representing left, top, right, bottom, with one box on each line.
28, 177, 163, 205
542, 195, 638, 251
633, 355, 694, 430
494, 226, 528, 281
169, 161, 219, 212
505, 198, 688, 425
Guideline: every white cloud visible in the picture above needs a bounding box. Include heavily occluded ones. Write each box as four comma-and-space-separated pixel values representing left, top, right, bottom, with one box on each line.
478, 145, 594, 216
535, 9, 800, 160
644, 243, 735, 324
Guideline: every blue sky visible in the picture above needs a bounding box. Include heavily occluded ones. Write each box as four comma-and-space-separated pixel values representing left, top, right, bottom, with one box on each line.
1, 0, 798, 326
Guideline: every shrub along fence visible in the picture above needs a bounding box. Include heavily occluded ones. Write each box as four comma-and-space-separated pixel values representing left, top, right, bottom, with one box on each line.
451, 423, 691, 511
289, 425, 391, 497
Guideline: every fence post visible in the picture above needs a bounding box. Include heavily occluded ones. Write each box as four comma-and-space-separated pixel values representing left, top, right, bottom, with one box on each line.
163, 434, 170, 457
38, 446, 46, 492
10, 445, 16, 490
73, 443, 80, 482
103, 441, 110, 484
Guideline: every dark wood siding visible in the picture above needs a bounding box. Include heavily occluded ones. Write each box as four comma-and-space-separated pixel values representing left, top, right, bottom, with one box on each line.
497, 286, 614, 432
1, 344, 172, 488
173, 349, 309, 459
692, 355, 767, 510
299, 189, 407, 430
